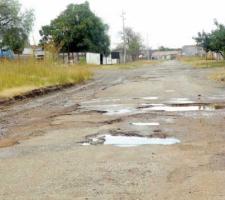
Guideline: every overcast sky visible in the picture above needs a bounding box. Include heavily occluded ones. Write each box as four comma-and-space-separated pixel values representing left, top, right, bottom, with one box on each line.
20, 0, 225, 49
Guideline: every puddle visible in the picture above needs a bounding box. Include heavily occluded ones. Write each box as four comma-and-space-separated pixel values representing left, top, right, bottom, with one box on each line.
142, 97, 159, 100
82, 134, 180, 147
82, 98, 121, 104
170, 98, 194, 104
141, 103, 224, 112
105, 108, 134, 115
82, 101, 225, 116
131, 122, 160, 126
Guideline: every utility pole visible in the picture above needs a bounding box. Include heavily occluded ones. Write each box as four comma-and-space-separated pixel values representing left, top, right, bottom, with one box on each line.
121, 11, 126, 64
146, 33, 150, 60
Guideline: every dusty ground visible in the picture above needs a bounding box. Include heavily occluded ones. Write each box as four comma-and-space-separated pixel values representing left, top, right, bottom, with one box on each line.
0, 60, 225, 200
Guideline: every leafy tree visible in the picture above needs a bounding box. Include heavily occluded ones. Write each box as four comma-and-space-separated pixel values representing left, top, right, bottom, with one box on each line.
194, 20, 225, 59
158, 46, 179, 51
39, 2, 110, 55
122, 27, 143, 61
194, 31, 212, 54
0, 0, 34, 54
0, 0, 19, 30
210, 21, 225, 59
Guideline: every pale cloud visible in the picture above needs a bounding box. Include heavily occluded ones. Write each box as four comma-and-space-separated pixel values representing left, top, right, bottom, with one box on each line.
20, 0, 225, 49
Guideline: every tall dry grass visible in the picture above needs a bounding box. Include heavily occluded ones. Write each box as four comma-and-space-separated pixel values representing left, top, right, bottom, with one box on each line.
0, 58, 93, 98
179, 56, 225, 68
178, 56, 225, 82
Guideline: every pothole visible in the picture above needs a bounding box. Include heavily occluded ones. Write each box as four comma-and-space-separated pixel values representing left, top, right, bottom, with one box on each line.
139, 103, 225, 112
169, 98, 194, 104
80, 132, 180, 147
142, 97, 159, 100
81, 102, 225, 116
105, 108, 135, 115
131, 122, 160, 126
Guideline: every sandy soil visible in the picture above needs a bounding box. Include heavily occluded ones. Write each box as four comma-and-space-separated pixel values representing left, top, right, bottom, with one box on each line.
0, 60, 225, 200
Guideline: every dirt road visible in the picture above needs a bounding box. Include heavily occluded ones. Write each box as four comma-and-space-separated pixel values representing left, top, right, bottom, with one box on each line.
0, 60, 225, 200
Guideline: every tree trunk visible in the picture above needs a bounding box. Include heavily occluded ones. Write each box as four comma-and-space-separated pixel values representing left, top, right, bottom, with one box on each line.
220, 51, 225, 60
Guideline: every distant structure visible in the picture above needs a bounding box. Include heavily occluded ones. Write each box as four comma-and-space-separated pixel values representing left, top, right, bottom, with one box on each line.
151, 50, 181, 60
182, 45, 205, 57
0, 47, 14, 59
86, 52, 120, 65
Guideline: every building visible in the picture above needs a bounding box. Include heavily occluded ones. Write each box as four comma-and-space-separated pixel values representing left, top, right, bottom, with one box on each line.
182, 45, 205, 57
86, 52, 120, 65
151, 50, 181, 60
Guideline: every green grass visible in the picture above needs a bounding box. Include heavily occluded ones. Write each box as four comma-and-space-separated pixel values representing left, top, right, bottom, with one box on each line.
179, 56, 225, 68
0, 59, 93, 98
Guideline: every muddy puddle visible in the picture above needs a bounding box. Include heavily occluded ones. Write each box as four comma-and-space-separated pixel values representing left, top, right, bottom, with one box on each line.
105, 108, 135, 115
169, 98, 194, 104
81, 133, 180, 147
141, 97, 159, 100
131, 122, 160, 126
140, 103, 225, 112
82, 134, 180, 147
82, 103, 225, 116
81, 99, 225, 116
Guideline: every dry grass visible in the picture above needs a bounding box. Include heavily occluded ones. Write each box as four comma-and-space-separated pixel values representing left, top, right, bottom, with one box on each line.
179, 56, 225, 82
179, 56, 225, 68
0, 59, 93, 98
99, 60, 160, 70
0, 59, 159, 98
211, 70, 225, 82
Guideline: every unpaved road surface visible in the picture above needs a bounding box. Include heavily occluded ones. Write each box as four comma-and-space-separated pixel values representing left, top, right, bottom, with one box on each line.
0, 60, 225, 200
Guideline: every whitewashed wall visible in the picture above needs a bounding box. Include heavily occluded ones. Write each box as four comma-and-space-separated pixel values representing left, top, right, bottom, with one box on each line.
86, 53, 100, 65
103, 55, 118, 65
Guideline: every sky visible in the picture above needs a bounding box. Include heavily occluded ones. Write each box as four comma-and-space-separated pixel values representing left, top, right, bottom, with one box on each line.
20, 0, 225, 49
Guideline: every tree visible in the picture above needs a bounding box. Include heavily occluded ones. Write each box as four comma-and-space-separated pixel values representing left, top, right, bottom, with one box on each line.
121, 27, 143, 61
194, 31, 212, 54
210, 21, 225, 59
0, 0, 34, 54
39, 2, 110, 55
158, 46, 178, 51
194, 20, 225, 59
0, 0, 19, 30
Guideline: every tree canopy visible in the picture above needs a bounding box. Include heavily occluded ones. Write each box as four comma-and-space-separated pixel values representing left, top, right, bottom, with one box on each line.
0, 0, 34, 54
39, 2, 110, 54
116, 27, 143, 61
194, 20, 225, 59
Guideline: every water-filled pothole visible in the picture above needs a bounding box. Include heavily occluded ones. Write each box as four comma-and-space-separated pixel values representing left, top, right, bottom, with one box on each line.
82, 102, 225, 116
142, 97, 159, 100
169, 98, 194, 104
140, 103, 225, 112
81, 133, 180, 147
131, 122, 160, 126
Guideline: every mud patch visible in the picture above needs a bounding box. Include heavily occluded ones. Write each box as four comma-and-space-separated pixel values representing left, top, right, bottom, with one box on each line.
101, 118, 123, 125
0, 138, 20, 148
